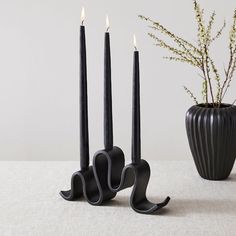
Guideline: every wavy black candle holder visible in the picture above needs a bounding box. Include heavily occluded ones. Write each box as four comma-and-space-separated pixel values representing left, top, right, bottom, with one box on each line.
60, 146, 170, 214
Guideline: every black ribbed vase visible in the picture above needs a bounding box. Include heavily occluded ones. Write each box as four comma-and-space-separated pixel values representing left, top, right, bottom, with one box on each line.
186, 104, 236, 180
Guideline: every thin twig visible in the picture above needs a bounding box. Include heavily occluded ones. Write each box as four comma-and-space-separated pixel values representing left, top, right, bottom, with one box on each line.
183, 86, 199, 104
204, 45, 215, 105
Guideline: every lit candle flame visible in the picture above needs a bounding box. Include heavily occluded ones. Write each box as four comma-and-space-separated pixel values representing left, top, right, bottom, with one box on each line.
133, 34, 137, 50
81, 7, 85, 25
106, 15, 110, 31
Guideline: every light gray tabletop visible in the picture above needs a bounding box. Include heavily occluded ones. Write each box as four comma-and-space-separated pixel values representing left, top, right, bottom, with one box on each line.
0, 161, 235, 236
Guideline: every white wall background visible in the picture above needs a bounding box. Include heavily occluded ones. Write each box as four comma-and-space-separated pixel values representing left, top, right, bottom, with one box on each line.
0, 0, 235, 161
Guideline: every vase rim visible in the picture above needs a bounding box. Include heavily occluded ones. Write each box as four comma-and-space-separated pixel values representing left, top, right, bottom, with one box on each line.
196, 103, 235, 109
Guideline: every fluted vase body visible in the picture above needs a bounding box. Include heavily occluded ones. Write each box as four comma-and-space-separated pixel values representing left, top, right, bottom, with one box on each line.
186, 104, 236, 180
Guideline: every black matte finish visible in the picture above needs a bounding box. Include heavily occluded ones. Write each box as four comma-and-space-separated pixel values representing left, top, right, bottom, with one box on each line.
186, 104, 236, 180
132, 51, 141, 164
60, 30, 170, 214
104, 32, 113, 151
80, 25, 89, 170
60, 146, 170, 213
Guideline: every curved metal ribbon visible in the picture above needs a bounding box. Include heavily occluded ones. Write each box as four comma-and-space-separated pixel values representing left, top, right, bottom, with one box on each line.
60, 146, 170, 214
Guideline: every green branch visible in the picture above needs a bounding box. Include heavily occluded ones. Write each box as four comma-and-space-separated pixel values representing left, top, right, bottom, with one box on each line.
140, 1, 236, 107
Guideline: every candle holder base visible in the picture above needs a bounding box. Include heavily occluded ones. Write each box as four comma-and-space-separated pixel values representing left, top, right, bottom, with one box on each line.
60, 146, 170, 214
111, 159, 170, 214
60, 166, 116, 205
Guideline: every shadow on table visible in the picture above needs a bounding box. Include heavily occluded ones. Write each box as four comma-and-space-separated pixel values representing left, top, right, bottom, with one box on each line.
157, 198, 236, 217
102, 196, 130, 207
228, 173, 236, 182
102, 196, 171, 215
102, 195, 236, 217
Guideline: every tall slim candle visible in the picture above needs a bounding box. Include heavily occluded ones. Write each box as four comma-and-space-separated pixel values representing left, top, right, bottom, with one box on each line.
104, 15, 113, 151
80, 7, 89, 170
131, 35, 141, 164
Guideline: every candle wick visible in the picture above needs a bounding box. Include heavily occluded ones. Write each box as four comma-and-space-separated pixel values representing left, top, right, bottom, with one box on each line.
81, 20, 84, 26
134, 46, 137, 51
106, 26, 110, 32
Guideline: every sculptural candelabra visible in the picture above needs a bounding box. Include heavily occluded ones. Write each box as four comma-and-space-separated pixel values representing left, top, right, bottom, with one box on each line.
60, 12, 170, 214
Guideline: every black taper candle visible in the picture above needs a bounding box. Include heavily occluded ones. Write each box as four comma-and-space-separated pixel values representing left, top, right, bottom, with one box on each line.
79, 22, 89, 170
104, 29, 113, 151
131, 47, 141, 164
